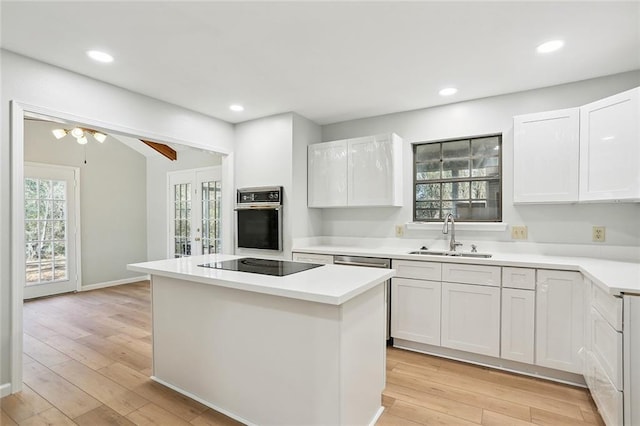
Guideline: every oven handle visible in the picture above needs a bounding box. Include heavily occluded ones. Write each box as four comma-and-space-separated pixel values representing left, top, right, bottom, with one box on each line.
333, 259, 390, 268
234, 205, 282, 211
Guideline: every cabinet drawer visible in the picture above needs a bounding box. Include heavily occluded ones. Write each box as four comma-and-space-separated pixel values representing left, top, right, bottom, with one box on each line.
442, 263, 501, 287
586, 352, 623, 426
590, 307, 623, 391
502, 267, 535, 290
592, 282, 622, 331
392, 260, 441, 281
292, 253, 334, 265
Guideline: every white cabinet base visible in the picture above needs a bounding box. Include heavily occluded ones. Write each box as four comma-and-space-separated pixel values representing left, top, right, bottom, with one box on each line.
391, 278, 441, 345
151, 275, 385, 426
536, 270, 584, 375
393, 339, 586, 387
441, 282, 501, 357
501, 288, 535, 364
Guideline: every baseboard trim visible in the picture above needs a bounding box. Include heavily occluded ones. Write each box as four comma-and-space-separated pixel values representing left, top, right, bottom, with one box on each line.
393, 339, 586, 387
80, 275, 150, 292
150, 376, 255, 426
1, 382, 12, 397
369, 406, 385, 426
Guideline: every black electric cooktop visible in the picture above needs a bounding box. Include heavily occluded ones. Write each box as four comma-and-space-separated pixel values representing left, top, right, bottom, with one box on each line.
198, 257, 323, 277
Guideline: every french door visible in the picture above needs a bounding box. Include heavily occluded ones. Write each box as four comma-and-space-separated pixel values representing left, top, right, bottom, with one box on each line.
168, 167, 222, 258
24, 164, 80, 299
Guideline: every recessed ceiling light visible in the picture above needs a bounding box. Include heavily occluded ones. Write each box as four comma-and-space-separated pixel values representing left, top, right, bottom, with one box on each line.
86, 50, 114, 63
439, 87, 458, 97
536, 40, 564, 54
229, 104, 244, 112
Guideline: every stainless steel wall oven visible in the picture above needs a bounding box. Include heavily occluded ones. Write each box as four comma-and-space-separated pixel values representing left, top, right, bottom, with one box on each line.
236, 186, 283, 251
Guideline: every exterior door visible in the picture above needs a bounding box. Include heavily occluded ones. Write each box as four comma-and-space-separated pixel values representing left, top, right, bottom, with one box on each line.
168, 167, 222, 258
24, 163, 80, 299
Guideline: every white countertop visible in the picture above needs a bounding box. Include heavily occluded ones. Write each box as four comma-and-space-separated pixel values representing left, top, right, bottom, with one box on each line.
294, 245, 640, 296
128, 254, 394, 305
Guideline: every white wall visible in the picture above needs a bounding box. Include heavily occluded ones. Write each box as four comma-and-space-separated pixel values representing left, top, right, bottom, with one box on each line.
292, 113, 323, 240
234, 112, 322, 259
320, 71, 640, 249
24, 120, 147, 286
146, 149, 222, 261
0, 49, 234, 390
234, 113, 294, 259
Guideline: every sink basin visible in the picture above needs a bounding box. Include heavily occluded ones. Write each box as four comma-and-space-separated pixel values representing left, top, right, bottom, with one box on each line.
408, 250, 492, 259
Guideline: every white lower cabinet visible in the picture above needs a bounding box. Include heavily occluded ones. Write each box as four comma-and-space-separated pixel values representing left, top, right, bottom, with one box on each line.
586, 352, 623, 426
501, 288, 535, 364
590, 307, 623, 391
441, 282, 501, 357
391, 278, 441, 345
535, 270, 584, 374
585, 278, 625, 426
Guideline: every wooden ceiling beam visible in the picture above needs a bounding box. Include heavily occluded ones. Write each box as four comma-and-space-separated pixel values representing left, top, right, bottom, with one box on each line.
141, 140, 177, 161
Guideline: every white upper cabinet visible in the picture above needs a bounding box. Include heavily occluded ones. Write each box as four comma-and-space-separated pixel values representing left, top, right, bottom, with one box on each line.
512, 86, 639, 204
307, 140, 348, 207
348, 133, 403, 206
513, 108, 580, 203
579, 87, 640, 202
308, 133, 403, 207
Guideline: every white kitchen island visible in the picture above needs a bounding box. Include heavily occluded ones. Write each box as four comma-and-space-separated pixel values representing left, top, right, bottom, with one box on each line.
128, 254, 394, 426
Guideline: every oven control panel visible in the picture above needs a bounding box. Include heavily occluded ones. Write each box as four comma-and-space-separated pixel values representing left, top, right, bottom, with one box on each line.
237, 186, 283, 205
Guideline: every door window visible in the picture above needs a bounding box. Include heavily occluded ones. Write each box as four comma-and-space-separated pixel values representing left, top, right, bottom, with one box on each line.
173, 182, 192, 257
25, 177, 68, 283
168, 167, 222, 258
24, 164, 79, 299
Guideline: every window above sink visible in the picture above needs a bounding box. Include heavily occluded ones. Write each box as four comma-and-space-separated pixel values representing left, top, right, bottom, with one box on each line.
413, 135, 503, 222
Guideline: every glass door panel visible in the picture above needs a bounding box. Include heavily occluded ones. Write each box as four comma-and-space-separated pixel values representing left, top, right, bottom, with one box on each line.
168, 167, 222, 258
24, 164, 79, 299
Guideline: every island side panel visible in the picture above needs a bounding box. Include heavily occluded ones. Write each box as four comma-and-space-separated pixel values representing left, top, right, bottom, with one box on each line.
340, 282, 386, 425
151, 275, 342, 425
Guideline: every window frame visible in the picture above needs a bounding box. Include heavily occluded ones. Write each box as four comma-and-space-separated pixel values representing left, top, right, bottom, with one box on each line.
412, 134, 503, 223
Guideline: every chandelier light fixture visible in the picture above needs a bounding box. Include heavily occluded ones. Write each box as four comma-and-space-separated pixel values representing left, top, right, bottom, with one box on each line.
52, 127, 107, 145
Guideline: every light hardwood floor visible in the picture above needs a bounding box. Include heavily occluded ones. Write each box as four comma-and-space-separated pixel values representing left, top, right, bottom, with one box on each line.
1, 282, 604, 425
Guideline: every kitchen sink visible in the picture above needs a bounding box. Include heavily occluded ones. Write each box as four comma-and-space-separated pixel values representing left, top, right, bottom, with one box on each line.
408, 250, 492, 258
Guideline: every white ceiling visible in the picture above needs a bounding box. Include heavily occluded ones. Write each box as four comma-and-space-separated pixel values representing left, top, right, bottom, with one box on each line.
2, 1, 639, 125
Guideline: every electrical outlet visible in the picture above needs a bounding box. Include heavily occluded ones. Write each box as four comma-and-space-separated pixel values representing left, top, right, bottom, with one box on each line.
511, 225, 528, 240
593, 226, 606, 242
395, 224, 404, 237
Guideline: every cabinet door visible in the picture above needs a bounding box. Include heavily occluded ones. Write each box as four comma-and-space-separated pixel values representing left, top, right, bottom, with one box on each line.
441, 282, 500, 357
391, 278, 441, 346
590, 307, 623, 391
579, 87, 640, 201
536, 270, 584, 374
513, 108, 579, 203
348, 134, 402, 206
308, 140, 348, 207
501, 288, 535, 364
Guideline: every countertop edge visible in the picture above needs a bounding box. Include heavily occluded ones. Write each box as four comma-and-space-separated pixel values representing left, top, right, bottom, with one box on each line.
293, 246, 640, 296
127, 263, 394, 305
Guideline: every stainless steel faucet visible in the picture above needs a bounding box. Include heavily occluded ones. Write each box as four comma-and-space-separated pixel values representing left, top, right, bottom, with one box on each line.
442, 213, 463, 252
